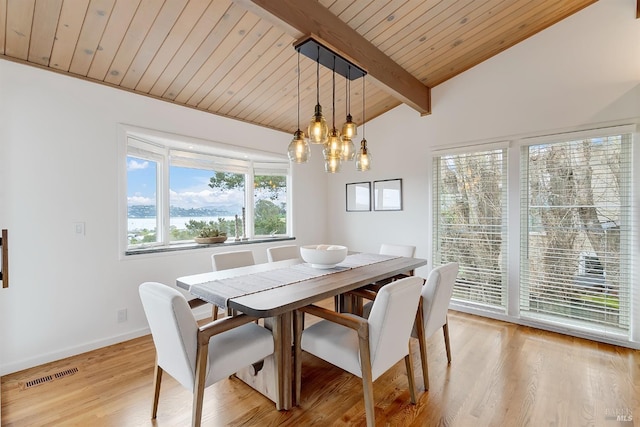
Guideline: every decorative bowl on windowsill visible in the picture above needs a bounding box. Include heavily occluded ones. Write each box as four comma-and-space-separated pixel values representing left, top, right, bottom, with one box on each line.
194, 236, 227, 244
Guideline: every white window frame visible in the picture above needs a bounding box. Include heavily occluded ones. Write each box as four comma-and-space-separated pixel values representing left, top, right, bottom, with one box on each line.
117, 125, 291, 258
432, 142, 510, 315
430, 123, 639, 349
517, 125, 635, 341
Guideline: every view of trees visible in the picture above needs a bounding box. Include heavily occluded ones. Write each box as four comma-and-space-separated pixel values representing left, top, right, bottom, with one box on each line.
437, 150, 506, 307
207, 172, 287, 236
436, 135, 628, 329
128, 171, 287, 245
525, 137, 625, 326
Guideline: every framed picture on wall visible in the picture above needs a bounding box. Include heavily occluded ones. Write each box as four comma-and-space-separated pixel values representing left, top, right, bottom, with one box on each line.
346, 182, 371, 211
373, 179, 403, 211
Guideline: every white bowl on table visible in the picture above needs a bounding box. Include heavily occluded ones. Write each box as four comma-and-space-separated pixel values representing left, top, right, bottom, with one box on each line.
300, 244, 348, 269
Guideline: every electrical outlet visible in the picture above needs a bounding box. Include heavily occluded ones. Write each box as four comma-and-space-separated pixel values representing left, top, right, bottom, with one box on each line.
117, 308, 127, 323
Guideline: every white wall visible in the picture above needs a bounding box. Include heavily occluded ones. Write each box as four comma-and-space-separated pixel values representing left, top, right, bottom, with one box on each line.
1, 0, 638, 374
328, 0, 640, 336
0, 61, 327, 374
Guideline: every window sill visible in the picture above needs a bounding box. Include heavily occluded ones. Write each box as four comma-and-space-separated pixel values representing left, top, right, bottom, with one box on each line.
125, 236, 296, 256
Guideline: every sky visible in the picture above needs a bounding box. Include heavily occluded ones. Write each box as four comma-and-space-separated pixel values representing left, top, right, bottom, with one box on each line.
126, 157, 244, 209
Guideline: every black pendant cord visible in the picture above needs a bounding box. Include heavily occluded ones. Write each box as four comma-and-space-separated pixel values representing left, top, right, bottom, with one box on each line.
362, 75, 366, 139
315, 46, 320, 106
297, 50, 300, 130
346, 66, 351, 116
332, 56, 336, 129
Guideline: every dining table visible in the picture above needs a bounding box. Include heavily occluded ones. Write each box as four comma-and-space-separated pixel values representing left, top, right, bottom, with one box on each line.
176, 252, 428, 411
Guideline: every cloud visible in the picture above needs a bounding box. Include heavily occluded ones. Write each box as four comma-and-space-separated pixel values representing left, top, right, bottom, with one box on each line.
169, 188, 244, 209
128, 195, 154, 205
127, 159, 149, 171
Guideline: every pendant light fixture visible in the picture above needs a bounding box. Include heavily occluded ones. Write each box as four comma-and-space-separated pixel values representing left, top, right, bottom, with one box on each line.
356, 75, 372, 172
323, 58, 342, 173
288, 50, 310, 163
292, 36, 368, 172
340, 66, 356, 161
307, 45, 329, 144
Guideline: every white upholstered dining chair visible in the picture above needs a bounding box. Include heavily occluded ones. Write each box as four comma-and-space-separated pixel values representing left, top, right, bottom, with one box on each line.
210, 250, 256, 319
361, 261, 459, 391
138, 282, 274, 427
267, 244, 299, 262
412, 262, 458, 390
342, 243, 417, 312
211, 250, 255, 271
294, 276, 424, 427
379, 243, 416, 258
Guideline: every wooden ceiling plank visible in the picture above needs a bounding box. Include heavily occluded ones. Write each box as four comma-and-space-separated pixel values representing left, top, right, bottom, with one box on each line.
193, 24, 282, 109
236, 0, 431, 115
391, 0, 505, 81
420, 1, 588, 87
48, 0, 91, 71
160, 5, 253, 101
207, 32, 292, 113
0, 0, 6, 54
408, 0, 575, 86
236, 53, 298, 122
28, 0, 62, 66
348, 0, 405, 34
147, 1, 232, 97
69, 0, 116, 76
87, 0, 141, 81
175, 12, 265, 105
331, 0, 374, 25
257, 62, 346, 129
134, 0, 214, 93
103, 0, 164, 86
218, 37, 295, 116
363, 0, 438, 45
407, 0, 528, 86
119, 0, 189, 89
321, 0, 355, 16
349, 0, 407, 41
4, 0, 35, 60
377, 0, 476, 60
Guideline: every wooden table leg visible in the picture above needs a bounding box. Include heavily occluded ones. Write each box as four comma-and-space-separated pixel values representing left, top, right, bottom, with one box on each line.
271, 312, 292, 410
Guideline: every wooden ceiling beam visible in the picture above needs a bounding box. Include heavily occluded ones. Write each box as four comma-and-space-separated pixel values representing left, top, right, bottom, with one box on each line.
233, 0, 431, 115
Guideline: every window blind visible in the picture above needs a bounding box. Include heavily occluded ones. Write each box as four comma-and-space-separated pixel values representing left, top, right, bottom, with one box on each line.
433, 148, 508, 310
169, 150, 249, 174
519, 134, 632, 333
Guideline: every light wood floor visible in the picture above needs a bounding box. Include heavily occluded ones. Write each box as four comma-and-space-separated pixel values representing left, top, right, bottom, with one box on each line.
2, 307, 639, 426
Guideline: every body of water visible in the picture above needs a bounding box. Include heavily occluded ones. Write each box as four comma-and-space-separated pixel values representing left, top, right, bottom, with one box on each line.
128, 216, 236, 231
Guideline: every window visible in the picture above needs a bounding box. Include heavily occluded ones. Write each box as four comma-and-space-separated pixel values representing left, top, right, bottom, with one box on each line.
253, 168, 288, 236
168, 166, 245, 242
123, 129, 290, 253
433, 147, 508, 310
520, 133, 632, 334
127, 151, 161, 246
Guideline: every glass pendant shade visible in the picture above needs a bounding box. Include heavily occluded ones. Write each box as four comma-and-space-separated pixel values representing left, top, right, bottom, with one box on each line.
288, 129, 310, 163
324, 155, 341, 173
341, 114, 357, 140
308, 104, 329, 144
323, 128, 342, 159
356, 139, 371, 171
340, 137, 355, 161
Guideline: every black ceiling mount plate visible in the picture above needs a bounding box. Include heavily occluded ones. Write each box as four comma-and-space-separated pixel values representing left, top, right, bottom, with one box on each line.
295, 37, 366, 80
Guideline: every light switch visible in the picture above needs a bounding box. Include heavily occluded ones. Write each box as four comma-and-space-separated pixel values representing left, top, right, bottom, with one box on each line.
74, 222, 85, 236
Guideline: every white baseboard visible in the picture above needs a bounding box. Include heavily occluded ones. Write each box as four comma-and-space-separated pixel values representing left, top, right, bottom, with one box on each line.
0, 305, 214, 376
0, 327, 150, 376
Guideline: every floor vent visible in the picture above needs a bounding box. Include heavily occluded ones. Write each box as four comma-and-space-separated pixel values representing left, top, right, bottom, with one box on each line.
22, 367, 78, 390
